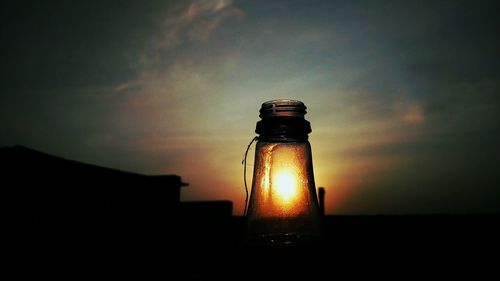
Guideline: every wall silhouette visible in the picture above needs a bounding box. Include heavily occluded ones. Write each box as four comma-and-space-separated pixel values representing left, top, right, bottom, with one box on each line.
2, 145, 188, 224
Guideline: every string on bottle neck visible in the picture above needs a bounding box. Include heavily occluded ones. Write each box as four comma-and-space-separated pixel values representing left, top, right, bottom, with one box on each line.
242, 136, 258, 216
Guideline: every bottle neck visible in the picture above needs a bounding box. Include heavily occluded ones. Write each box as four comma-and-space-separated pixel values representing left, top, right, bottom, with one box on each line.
256, 117, 311, 142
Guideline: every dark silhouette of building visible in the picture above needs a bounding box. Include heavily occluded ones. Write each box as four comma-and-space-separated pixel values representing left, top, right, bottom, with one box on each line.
2, 145, 190, 224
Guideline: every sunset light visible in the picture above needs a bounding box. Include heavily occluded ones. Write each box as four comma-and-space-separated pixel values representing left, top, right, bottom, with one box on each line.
2, 0, 499, 217
249, 143, 313, 218
273, 169, 298, 205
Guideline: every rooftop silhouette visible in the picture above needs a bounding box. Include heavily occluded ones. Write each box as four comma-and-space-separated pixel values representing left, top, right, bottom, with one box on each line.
2, 145, 192, 224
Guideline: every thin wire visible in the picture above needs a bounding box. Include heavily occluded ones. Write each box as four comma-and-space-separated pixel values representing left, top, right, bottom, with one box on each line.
242, 136, 258, 216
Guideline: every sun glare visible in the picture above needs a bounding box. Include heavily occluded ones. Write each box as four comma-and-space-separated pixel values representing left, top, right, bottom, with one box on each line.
273, 169, 298, 203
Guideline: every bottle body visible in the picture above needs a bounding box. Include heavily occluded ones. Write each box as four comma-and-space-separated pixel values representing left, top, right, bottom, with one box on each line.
246, 140, 323, 245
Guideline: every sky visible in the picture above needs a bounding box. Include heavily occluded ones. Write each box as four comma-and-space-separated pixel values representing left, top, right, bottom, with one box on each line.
1, 0, 499, 215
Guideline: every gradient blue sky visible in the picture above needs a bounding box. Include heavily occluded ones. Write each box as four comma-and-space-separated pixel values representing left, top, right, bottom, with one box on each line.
1, 0, 499, 214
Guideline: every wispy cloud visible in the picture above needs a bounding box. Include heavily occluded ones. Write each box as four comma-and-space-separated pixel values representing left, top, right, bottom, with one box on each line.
116, 0, 245, 91
156, 0, 244, 50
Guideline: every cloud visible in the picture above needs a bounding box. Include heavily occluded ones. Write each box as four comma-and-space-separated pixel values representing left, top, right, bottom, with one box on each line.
156, 0, 244, 50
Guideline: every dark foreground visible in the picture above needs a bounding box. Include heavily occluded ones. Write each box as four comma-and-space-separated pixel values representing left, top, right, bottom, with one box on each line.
4, 147, 498, 278
6, 215, 499, 279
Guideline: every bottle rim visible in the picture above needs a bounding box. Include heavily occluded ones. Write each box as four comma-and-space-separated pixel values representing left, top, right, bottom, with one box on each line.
259, 99, 307, 119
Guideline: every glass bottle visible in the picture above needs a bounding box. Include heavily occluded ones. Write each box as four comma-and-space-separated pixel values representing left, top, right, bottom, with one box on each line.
246, 99, 323, 245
